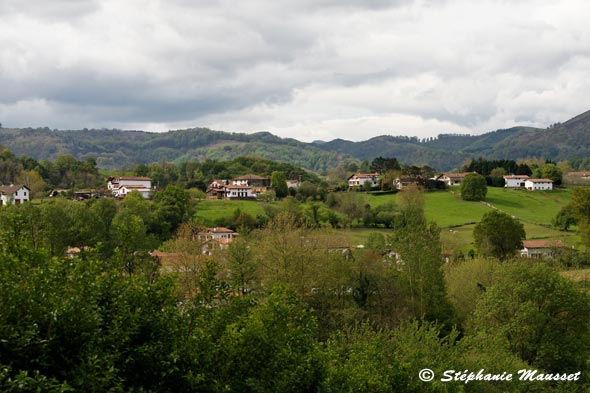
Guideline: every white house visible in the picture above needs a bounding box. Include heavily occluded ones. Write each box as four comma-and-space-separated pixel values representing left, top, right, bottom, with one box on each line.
520, 240, 565, 259
225, 184, 257, 199
436, 172, 475, 186
348, 173, 380, 188
524, 179, 553, 191
503, 175, 529, 188
0, 184, 31, 205
197, 227, 238, 255
286, 179, 301, 189
107, 176, 153, 198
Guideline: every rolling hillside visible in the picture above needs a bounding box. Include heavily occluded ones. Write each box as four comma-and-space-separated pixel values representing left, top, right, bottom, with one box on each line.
1, 110, 589, 171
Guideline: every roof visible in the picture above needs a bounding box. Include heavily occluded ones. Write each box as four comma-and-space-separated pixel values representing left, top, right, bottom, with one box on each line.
349, 173, 379, 179
522, 240, 565, 249
207, 227, 235, 234
234, 174, 269, 180
120, 185, 152, 190
0, 184, 30, 194
442, 172, 475, 179
504, 175, 530, 179
225, 184, 254, 189
108, 176, 152, 182
527, 178, 553, 183
565, 172, 590, 177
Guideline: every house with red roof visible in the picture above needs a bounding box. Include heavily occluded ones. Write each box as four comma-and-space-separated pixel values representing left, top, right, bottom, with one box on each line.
0, 184, 31, 205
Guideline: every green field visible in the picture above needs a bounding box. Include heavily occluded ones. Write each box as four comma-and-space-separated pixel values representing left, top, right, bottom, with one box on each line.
194, 199, 271, 225
194, 187, 581, 251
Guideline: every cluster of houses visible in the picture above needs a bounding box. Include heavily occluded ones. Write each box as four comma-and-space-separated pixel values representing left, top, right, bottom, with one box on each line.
350, 171, 555, 191
206, 174, 301, 200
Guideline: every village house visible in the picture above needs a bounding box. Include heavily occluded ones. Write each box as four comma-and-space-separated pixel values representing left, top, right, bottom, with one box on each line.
207, 174, 270, 200
394, 177, 419, 190
107, 176, 153, 199
524, 178, 553, 191
0, 184, 31, 205
286, 179, 301, 189
520, 240, 565, 259
503, 175, 530, 188
435, 172, 475, 186
348, 173, 380, 188
197, 227, 238, 255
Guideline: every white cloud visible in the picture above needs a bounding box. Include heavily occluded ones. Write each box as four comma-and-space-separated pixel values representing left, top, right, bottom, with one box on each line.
1, 0, 589, 141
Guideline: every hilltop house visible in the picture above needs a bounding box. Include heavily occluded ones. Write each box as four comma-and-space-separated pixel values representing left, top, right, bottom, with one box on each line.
0, 184, 31, 205
207, 174, 270, 200
503, 175, 529, 188
348, 173, 380, 188
394, 177, 419, 190
520, 240, 565, 259
524, 178, 553, 191
107, 176, 153, 199
435, 172, 475, 186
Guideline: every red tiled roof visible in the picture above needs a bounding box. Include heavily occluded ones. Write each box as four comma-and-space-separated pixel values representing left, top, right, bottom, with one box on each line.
0, 184, 30, 194
527, 179, 553, 183
522, 240, 565, 249
207, 227, 235, 234
504, 175, 530, 179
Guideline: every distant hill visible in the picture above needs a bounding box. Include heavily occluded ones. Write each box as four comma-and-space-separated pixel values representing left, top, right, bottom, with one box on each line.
1, 109, 590, 171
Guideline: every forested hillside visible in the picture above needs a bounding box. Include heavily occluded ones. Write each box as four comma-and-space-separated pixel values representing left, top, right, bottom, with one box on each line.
1, 109, 590, 171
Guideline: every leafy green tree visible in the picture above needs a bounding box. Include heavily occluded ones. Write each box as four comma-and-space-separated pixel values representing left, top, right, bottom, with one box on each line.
460, 173, 487, 201
552, 204, 578, 231
153, 185, 192, 238
473, 211, 525, 260
570, 187, 590, 251
470, 263, 590, 372
370, 156, 400, 174
389, 198, 456, 329
271, 171, 288, 198
217, 286, 323, 392
541, 162, 563, 185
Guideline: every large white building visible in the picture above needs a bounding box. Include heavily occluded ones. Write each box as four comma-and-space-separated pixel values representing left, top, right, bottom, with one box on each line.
503, 175, 529, 188
524, 179, 553, 191
107, 176, 153, 198
348, 173, 380, 188
0, 184, 31, 205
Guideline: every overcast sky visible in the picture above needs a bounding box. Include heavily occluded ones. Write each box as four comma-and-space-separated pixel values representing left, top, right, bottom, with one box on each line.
1, 0, 589, 141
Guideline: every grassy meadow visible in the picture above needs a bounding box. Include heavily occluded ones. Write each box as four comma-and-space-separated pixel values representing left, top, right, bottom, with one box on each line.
194, 186, 581, 252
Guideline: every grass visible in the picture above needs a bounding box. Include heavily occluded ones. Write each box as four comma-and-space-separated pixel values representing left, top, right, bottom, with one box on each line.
194, 186, 581, 251
194, 199, 271, 225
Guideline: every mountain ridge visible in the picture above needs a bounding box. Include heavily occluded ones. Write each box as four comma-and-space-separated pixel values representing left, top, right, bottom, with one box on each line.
1, 110, 589, 172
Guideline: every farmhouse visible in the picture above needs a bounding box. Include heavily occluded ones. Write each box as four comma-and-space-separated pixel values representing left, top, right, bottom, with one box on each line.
503, 175, 529, 188
524, 178, 553, 191
107, 176, 153, 198
436, 172, 475, 186
232, 174, 270, 187
394, 177, 419, 190
287, 179, 301, 189
207, 175, 270, 200
520, 240, 565, 259
348, 173, 380, 188
0, 184, 31, 205
198, 227, 238, 255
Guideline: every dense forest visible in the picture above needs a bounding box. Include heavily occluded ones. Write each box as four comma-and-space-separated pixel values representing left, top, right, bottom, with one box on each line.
2, 109, 590, 172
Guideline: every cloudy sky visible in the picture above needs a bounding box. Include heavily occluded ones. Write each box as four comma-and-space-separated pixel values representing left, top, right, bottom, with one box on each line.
1, 0, 589, 141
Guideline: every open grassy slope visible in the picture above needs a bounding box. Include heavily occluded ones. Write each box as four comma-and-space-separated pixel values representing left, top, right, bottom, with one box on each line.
194, 186, 580, 251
